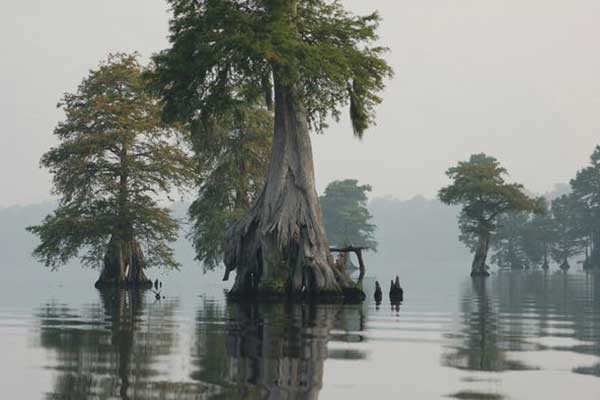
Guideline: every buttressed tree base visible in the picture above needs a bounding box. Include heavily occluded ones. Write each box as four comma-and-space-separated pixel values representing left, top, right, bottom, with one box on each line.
151, 0, 392, 300
95, 237, 152, 289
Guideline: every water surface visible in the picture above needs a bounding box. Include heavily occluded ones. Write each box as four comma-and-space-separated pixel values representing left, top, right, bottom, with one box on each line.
1, 271, 600, 399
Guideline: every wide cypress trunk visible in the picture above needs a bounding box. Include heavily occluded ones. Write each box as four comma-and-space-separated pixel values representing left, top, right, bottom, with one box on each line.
224, 68, 361, 300
95, 235, 152, 288
471, 231, 491, 277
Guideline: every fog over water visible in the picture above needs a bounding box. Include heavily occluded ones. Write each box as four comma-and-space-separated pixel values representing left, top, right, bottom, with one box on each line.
2, 1, 600, 206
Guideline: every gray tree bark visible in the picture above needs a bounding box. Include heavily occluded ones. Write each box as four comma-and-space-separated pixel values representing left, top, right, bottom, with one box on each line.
224, 68, 361, 300
471, 231, 491, 277
95, 235, 152, 288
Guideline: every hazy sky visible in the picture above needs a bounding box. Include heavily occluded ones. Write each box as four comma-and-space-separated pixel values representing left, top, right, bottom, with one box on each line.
2, 0, 599, 207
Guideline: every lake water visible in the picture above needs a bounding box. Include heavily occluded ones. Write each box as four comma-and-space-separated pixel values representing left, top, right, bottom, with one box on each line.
1, 270, 600, 399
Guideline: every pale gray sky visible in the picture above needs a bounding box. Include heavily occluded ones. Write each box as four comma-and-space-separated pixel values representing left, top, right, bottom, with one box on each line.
2, 0, 599, 207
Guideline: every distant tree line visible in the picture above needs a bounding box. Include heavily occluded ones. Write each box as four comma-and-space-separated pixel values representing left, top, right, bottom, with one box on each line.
440, 149, 600, 275
490, 147, 600, 272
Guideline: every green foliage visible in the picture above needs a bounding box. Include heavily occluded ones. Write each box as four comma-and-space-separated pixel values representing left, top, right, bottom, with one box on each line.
439, 153, 542, 251
571, 146, 600, 214
148, 0, 392, 276
27, 54, 193, 269
490, 199, 555, 269
320, 179, 377, 249
491, 211, 530, 269
188, 106, 272, 270
569, 146, 600, 266
549, 194, 585, 263
520, 198, 553, 265
148, 0, 393, 137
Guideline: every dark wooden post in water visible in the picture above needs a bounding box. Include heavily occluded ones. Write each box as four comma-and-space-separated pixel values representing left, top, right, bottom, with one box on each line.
329, 246, 368, 285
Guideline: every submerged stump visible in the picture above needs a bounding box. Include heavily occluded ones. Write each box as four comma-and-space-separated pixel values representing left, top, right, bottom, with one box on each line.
389, 276, 404, 302
541, 260, 550, 270
559, 259, 570, 271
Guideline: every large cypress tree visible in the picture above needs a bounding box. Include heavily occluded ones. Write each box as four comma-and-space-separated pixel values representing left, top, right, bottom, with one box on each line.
27, 54, 193, 288
150, 0, 392, 298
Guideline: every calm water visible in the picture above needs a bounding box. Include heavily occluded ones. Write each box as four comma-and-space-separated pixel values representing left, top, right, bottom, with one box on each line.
2, 271, 600, 399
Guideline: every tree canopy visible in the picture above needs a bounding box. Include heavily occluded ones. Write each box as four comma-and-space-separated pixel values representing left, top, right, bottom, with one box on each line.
27, 54, 192, 277
439, 153, 541, 275
320, 179, 377, 250
439, 154, 541, 228
549, 194, 585, 268
149, 0, 393, 137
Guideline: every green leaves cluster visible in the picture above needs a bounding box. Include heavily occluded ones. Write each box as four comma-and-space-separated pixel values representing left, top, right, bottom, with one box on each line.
27, 54, 193, 269
188, 106, 272, 270
148, 0, 392, 137
320, 179, 377, 250
439, 153, 542, 246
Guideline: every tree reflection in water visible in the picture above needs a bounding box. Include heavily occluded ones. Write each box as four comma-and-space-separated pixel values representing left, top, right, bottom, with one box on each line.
191, 301, 365, 400
444, 271, 600, 377
443, 278, 533, 372
36, 289, 189, 400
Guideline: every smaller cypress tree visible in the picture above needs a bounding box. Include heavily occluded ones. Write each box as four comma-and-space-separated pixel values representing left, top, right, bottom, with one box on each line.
27, 54, 193, 288
439, 153, 541, 277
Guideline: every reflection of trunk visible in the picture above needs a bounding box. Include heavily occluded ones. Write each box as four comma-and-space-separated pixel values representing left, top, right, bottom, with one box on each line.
541, 243, 549, 270
40, 288, 182, 399
223, 302, 335, 400
473, 279, 489, 370
471, 231, 491, 277
560, 258, 570, 271
99, 289, 138, 400
224, 65, 360, 299
95, 236, 152, 288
